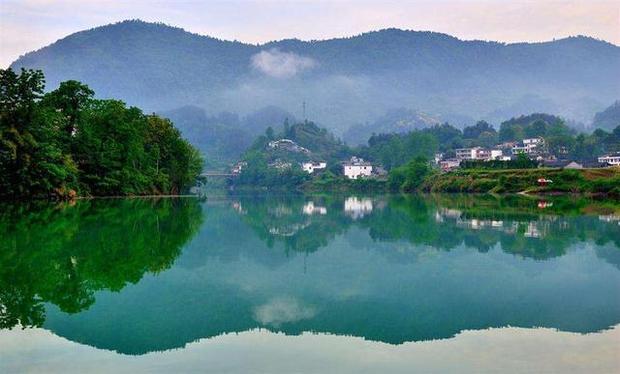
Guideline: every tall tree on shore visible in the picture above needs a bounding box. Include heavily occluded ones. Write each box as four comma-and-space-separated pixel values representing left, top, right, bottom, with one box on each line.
0, 68, 203, 199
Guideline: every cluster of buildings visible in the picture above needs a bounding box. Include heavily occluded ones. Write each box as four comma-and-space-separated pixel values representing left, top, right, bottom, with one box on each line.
437, 137, 620, 171
231, 155, 380, 180
268, 139, 310, 154
302, 157, 380, 179
438, 137, 546, 171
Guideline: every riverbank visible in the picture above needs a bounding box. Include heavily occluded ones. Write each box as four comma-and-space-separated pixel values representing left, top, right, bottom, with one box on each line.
301, 176, 387, 193
419, 167, 620, 196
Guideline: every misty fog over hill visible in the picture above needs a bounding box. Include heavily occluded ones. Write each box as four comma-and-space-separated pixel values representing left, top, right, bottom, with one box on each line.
10, 20, 620, 142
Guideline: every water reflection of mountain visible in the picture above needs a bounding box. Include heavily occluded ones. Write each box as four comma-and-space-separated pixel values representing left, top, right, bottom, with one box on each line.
1, 194, 619, 356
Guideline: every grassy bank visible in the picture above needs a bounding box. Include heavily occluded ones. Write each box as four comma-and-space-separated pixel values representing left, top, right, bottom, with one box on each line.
302, 175, 387, 193
419, 167, 620, 196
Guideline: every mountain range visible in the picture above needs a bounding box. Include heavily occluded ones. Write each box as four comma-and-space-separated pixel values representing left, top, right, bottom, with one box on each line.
10, 19, 620, 142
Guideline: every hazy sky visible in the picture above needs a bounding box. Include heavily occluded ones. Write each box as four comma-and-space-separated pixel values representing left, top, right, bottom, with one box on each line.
1, 0, 619, 67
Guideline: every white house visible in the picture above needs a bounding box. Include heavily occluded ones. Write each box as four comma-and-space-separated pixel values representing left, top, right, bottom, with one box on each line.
490, 149, 503, 160
512, 137, 545, 155
455, 147, 492, 161
343, 157, 373, 179
302, 161, 327, 174
440, 159, 460, 172
598, 153, 620, 166
231, 161, 247, 174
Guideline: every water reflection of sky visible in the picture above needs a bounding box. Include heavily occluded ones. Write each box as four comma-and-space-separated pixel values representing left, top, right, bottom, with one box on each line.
2, 325, 619, 373
1, 194, 619, 372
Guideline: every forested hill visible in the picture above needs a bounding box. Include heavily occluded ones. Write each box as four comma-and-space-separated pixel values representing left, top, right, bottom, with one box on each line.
593, 102, 620, 131
11, 20, 620, 135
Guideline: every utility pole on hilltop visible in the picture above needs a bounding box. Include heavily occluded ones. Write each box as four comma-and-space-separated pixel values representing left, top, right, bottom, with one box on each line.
302, 101, 307, 123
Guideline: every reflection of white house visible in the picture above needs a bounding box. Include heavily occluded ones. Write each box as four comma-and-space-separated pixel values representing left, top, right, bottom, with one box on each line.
302, 201, 327, 215
599, 215, 620, 225
268, 222, 311, 237
302, 161, 327, 174
344, 197, 373, 219
343, 157, 373, 179
524, 222, 542, 238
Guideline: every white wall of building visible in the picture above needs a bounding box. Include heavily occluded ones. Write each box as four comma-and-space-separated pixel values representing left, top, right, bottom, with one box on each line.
344, 164, 372, 179
302, 162, 327, 174
598, 155, 620, 165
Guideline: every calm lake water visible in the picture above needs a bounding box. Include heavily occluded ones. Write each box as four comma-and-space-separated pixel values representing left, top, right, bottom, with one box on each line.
1, 194, 619, 373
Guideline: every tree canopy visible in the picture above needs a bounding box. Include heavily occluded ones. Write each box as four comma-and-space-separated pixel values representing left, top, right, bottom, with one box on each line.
0, 68, 203, 199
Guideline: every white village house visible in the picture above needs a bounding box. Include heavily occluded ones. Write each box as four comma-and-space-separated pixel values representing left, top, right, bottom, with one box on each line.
512, 137, 545, 155
454, 147, 507, 163
598, 153, 620, 166
455, 147, 491, 161
343, 157, 373, 179
440, 159, 460, 172
302, 161, 327, 174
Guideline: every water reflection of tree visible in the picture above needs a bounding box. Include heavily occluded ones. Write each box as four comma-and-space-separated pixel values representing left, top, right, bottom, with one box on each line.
0, 198, 202, 329
363, 194, 620, 260
232, 193, 620, 261
236, 195, 354, 254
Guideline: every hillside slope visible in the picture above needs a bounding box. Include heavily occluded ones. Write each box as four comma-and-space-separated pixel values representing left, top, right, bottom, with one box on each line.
11, 20, 620, 134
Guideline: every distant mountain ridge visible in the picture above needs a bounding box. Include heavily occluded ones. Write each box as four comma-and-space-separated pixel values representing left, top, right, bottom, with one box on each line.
11, 20, 620, 137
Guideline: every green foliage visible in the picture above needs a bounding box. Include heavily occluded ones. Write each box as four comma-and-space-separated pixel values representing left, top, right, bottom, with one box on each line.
388, 156, 432, 192
235, 121, 349, 189
362, 132, 438, 170
499, 113, 573, 142
421, 167, 620, 196
236, 150, 311, 189
463, 120, 495, 139
460, 154, 538, 170
0, 68, 77, 198
305, 173, 386, 192
0, 68, 202, 199
572, 127, 620, 160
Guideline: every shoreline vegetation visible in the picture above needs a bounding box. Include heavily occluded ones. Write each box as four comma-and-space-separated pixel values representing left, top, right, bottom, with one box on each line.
419, 167, 620, 196
0, 68, 202, 200
303, 167, 620, 197
236, 167, 620, 198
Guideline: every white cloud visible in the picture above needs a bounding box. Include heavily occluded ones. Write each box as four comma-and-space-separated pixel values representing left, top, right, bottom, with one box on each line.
251, 48, 317, 79
253, 297, 317, 327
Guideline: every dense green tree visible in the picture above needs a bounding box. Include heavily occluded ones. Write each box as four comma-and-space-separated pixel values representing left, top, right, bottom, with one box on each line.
41, 80, 94, 142
463, 120, 495, 139
388, 156, 432, 192
0, 68, 202, 199
364, 132, 437, 170
0, 68, 78, 198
